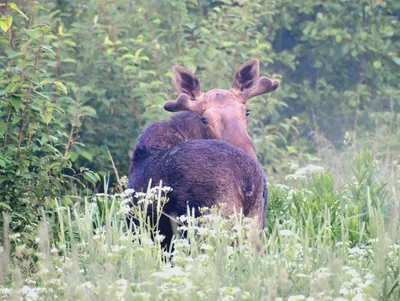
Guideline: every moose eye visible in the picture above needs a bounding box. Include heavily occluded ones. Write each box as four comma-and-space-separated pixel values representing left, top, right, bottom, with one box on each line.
201, 117, 208, 125
246, 109, 251, 117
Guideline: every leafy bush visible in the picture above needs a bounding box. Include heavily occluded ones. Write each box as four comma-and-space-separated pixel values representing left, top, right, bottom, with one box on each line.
0, 2, 98, 238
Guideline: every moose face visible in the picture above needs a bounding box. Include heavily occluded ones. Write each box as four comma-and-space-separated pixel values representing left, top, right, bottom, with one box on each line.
164, 59, 279, 160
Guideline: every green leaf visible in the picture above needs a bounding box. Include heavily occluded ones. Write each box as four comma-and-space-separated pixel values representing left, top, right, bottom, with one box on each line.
80, 106, 97, 117
9, 3, 29, 20
42, 105, 54, 125
373, 60, 382, 69
10, 97, 22, 110
380, 25, 394, 37
33, 90, 50, 100
63, 39, 76, 47
7, 49, 23, 59
83, 171, 98, 183
40, 45, 56, 55
104, 35, 114, 46
392, 57, 400, 66
0, 202, 12, 211
0, 15, 13, 32
0, 121, 6, 135
53, 81, 68, 95
80, 150, 93, 161
5, 82, 19, 94
61, 58, 77, 64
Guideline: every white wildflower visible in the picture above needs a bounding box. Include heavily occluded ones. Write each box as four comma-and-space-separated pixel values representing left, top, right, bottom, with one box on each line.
55, 266, 63, 273
80, 282, 95, 290
95, 193, 108, 197
339, 287, 349, 296
21, 286, 41, 301
197, 291, 206, 298
352, 292, 364, 301
0, 288, 12, 296
349, 246, 367, 257
315, 267, 332, 278
288, 295, 306, 301
286, 164, 324, 180
120, 234, 129, 241
152, 267, 187, 279
174, 239, 190, 249
111, 245, 127, 253
10, 233, 21, 240
177, 215, 188, 222
279, 229, 293, 237
274, 184, 290, 190
123, 188, 135, 195
161, 186, 172, 192
24, 279, 37, 285
120, 204, 131, 215
200, 244, 214, 251
155, 234, 165, 243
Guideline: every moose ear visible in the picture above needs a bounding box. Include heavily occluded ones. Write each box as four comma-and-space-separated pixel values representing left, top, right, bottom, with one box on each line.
172, 66, 202, 100
232, 58, 260, 91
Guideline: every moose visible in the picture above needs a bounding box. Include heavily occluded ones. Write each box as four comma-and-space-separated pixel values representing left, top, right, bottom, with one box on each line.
128, 59, 279, 248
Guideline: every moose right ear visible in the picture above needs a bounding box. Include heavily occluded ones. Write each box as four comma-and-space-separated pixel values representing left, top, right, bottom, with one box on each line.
172, 66, 202, 100
232, 58, 260, 91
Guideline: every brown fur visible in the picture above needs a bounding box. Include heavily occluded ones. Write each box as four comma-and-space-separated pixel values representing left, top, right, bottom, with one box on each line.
128, 59, 279, 248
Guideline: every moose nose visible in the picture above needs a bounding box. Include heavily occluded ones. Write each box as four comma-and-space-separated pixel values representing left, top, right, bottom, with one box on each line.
222, 121, 257, 161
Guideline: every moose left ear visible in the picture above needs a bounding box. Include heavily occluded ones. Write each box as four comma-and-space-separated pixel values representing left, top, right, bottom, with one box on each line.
232, 58, 260, 91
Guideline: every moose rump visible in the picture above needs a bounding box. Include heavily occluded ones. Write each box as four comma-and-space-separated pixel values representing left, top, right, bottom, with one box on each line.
130, 138, 268, 246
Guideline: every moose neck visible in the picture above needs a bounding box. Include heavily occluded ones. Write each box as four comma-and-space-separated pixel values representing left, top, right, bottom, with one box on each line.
169, 112, 205, 141
170, 112, 258, 161
221, 121, 257, 161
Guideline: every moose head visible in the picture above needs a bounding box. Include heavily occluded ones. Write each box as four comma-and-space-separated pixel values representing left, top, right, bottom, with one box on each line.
164, 59, 279, 160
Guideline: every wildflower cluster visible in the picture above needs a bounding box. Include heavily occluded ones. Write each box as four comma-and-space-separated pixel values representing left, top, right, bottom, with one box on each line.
1, 170, 399, 300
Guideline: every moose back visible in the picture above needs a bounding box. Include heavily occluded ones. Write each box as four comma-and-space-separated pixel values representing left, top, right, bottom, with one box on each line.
128, 59, 279, 248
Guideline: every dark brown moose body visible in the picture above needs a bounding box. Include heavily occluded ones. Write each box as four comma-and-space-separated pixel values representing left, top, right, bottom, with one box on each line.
128, 59, 279, 248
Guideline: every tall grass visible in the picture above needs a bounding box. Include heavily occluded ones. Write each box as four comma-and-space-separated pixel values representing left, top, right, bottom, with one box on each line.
0, 149, 399, 300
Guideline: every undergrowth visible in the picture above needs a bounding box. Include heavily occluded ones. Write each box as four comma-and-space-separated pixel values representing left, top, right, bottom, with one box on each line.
0, 150, 399, 300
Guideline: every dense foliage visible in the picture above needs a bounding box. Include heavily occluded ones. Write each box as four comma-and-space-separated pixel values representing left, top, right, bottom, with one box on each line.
1, 153, 400, 300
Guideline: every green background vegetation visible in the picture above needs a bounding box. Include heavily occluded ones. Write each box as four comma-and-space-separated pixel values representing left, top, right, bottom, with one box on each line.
0, 0, 400, 299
